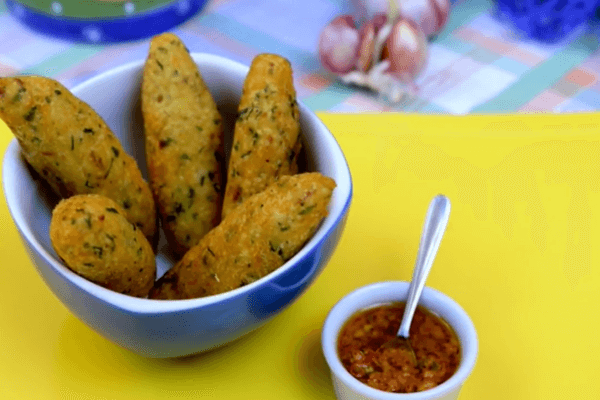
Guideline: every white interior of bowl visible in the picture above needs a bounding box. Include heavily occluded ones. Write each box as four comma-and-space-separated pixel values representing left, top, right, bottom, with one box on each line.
322, 281, 478, 400
2, 53, 352, 313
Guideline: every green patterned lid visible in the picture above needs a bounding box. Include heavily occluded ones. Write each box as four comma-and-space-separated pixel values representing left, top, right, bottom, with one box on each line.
17, 0, 181, 19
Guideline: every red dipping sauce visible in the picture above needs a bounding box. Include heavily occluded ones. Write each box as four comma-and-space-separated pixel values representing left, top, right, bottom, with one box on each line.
337, 302, 460, 393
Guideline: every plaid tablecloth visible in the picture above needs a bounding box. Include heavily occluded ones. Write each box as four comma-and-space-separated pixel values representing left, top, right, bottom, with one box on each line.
1, 0, 599, 114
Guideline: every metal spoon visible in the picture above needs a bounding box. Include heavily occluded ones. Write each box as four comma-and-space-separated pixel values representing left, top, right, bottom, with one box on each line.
378, 194, 451, 364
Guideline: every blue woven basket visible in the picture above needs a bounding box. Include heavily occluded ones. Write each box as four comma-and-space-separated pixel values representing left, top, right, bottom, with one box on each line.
495, 0, 599, 42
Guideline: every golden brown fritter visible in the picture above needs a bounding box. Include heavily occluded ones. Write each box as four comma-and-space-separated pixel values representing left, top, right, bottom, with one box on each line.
0, 76, 157, 241
141, 33, 225, 256
50, 194, 156, 298
150, 172, 336, 300
222, 53, 301, 218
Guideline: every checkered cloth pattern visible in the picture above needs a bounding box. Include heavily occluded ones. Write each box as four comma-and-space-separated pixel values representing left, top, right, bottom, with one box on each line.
1, 0, 599, 114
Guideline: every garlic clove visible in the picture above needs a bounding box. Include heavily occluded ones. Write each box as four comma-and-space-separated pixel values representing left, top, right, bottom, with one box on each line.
356, 13, 388, 72
398, 0, 438, 37
371, 12, 389, 31
357, 22, 377, 72
430, 0, 450, 36
318, 15, 361, 74
384, 17, 428, 82
351, 0, 389, 22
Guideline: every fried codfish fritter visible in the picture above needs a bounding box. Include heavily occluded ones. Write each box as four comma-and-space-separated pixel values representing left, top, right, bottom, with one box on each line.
0, 76, 157, 241
150, 172, 336, 300
142, 33, 225, 256
221, 54, 301, 218
50, 194, 156, 298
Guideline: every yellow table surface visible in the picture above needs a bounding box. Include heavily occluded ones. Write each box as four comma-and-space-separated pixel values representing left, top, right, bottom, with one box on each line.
1, 113, 599, 399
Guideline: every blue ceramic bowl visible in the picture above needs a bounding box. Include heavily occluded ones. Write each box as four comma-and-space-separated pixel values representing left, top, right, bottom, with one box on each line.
2, 53, 353, 358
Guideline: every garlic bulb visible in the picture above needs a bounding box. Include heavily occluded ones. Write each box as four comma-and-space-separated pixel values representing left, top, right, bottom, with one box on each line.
320, 0, 441, 102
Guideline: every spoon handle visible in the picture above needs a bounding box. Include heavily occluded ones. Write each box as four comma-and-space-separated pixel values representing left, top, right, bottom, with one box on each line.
397, 194, 451, 338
